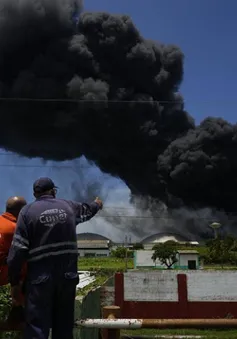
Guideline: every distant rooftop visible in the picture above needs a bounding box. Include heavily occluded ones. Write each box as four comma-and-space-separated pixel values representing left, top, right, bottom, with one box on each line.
77, 240, 110, 249
141, 232, 193, 244
77, 232, 112, 242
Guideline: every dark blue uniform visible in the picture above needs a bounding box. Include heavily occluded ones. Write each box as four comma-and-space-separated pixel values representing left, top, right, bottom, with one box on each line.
7, 195, 100, 339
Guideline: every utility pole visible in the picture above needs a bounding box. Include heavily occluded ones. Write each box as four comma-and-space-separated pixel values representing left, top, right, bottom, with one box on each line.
124, 235, 128, 272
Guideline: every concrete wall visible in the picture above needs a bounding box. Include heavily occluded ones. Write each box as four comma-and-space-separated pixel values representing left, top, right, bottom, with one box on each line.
124, 270, 178, 301
185, 270, 237, 301
114, 271, 237, 319
122, 270, 237, 302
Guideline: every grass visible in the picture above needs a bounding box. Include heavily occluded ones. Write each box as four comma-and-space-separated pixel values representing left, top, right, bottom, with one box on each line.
78, 254, 237, 271
78, 257, 134, 271
122, 328, 237, 338
204, 265, 237, 270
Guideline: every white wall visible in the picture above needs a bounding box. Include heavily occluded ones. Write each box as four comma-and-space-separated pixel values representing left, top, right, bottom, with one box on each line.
78, 249, 110, 257
186, 271, 237, 301
124, 271, 179, 301
179, 254, 198, 267
143, 244, 155, 250
136, 250, 155, 267
123, 270, 237, 302
135, 250, 167, 268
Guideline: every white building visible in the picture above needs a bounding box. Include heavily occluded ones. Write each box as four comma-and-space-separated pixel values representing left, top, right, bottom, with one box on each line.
176, 250, 200, 269
134, 249, 200, 269
141, 232, 199, 250
77, 240, 110, 257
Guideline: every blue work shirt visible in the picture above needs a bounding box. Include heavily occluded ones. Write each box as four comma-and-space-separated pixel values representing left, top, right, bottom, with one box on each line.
7, 195, 100, 286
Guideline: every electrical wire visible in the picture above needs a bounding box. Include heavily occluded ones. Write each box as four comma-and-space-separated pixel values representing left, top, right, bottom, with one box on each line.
98, 215, 211, 220
98, 214, 233, 220
0, 97, 185, 103
0, 163, 95, 169
0, 163, 155, 168
0, 97, 234, 104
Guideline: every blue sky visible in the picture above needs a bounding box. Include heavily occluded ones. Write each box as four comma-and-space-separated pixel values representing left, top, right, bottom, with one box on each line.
0, 0, 236, 238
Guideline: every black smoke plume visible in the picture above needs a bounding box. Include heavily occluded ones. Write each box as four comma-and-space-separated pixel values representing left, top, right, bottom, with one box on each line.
0, 0, 237, 234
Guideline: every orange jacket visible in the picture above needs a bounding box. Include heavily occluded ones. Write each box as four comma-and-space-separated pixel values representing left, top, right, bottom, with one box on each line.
0, 212, 27, 286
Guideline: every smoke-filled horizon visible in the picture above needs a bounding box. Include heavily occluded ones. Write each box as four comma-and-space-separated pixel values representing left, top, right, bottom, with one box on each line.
0, 152, 223, 242
0, 152, 172, 242
0, 0, 237, 239
0, 151, 231, 242
0, 153, 132, 240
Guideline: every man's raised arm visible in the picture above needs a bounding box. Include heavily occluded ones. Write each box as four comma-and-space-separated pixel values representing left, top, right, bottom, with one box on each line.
67, 197, 103, 224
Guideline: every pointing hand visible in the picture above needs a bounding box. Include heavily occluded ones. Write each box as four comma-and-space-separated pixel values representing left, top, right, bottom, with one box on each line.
94, 197, 103, 210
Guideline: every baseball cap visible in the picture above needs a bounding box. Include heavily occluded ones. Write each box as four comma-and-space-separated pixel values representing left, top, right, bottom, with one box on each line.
33, 177, 58, 193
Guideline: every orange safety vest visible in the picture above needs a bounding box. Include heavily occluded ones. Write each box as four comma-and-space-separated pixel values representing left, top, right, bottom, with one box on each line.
0, 212, 27, 288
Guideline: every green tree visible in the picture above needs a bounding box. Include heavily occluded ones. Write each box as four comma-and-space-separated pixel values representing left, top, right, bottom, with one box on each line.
151, 243, 178, 269
0, 285, 20, 338
206, 235, 237, 266
164, 240, 178, 248
111, 247, 133, 258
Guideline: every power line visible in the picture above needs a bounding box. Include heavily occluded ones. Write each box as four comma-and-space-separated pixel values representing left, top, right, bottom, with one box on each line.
0, 97, 182, 103
103, 206, 138, 210
91, 213, 236, 221
0, 163, 156, 168
99, 214, 182, 219
0, 152, 155, 158
97, 208, 237, 219
0, 163, 93, 169
0, 97, 234, 104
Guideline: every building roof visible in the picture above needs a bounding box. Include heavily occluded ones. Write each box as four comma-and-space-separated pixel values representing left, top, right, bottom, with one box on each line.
77, 232, 111, 241
77, 240, 110, 249
141, 232, 192, 244
177, 250, 199, 254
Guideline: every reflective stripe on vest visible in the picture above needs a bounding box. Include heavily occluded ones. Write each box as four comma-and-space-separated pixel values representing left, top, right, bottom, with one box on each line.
28, 241, 78, 262
12, 234, 29, 251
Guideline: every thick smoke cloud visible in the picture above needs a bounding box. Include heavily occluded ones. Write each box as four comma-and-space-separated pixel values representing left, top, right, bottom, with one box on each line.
0, 0, 237, 229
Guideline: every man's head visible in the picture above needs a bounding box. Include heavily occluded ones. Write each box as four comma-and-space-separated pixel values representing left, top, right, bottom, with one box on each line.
33, 177, 58, 198
6, 196, 27, 218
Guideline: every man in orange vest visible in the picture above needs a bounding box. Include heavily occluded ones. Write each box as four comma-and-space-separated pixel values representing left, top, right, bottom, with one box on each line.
0, 196, 27, 286
0, 196, 27, 325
